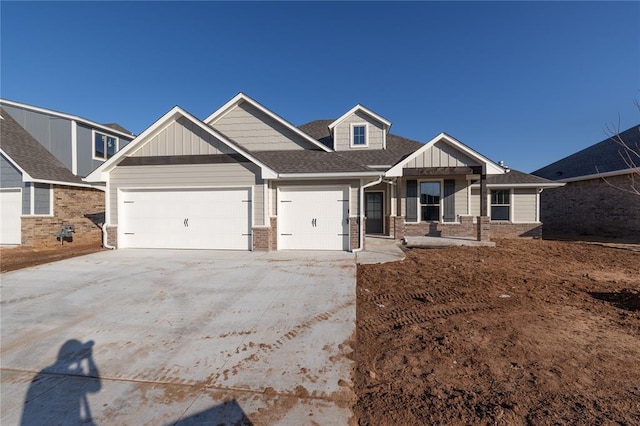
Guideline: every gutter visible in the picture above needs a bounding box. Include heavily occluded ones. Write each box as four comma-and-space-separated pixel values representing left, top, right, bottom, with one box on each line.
102, 224, 115, 250
352, 175, 384, 253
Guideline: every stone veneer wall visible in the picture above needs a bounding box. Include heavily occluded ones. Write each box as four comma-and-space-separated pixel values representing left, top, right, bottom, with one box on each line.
21, 185, 105, 247
540, 174, 640, 240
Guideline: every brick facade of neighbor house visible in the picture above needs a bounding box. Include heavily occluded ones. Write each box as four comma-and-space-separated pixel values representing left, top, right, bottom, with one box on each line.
540, 174, 640, 239
21, 185, 105, 247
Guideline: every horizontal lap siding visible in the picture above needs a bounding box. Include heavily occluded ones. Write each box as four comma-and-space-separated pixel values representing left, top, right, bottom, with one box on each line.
211, 103, 316, 151
513, 188, 538, 222
334, 111, 385, 151
109, 162, 264, 226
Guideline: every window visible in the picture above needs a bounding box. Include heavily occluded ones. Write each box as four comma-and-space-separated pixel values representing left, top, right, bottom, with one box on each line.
351, 123, 367, 146
420, 181, 440, 221
491, 190, 510, 221
93, 131, 118, 160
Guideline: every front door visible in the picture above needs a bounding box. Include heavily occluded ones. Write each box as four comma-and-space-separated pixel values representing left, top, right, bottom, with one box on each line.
365, 192, 383, 234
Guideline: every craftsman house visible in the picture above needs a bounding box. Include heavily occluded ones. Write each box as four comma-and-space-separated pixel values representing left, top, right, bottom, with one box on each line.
0, 100, 135, 245
86, 93, 561, 251
533, 124, 640, 240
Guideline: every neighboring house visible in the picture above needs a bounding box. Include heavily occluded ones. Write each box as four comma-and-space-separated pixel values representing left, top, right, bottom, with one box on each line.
0, 100, 135, 246
85, 93, 561, 251
532, 124, 640, 240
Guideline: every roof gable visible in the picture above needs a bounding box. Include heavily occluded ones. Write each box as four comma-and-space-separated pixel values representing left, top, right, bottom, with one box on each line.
386, 133, 505, 177
328, 104, 392, 133
85, 106, 277, 182
0, 108, 87, 187
204, 93, 331, 152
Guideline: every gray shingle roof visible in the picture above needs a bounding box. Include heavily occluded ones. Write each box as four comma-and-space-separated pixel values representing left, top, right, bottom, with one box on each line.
251, 150, 373, 174
486, 169, 558, 185
0, 107, 84, 185
532, 124, 640, 180
298, 119, 423, 167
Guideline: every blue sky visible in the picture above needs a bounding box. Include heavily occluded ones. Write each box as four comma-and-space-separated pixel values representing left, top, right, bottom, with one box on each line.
1, 1, 638, 172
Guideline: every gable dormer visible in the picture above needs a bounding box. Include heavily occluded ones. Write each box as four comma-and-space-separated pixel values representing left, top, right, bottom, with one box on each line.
328, 105, 391, 151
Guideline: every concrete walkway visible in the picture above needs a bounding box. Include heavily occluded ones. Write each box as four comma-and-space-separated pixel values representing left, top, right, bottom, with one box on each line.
404, 236, 496, 248
356, 237, 406, 264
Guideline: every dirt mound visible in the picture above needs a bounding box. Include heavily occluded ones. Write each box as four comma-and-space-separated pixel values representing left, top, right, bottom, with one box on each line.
355, 239, 640, 425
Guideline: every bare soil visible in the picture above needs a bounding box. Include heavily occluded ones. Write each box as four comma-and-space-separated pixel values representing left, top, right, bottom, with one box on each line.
355, 239, 640, 425
0, 241, 104, 273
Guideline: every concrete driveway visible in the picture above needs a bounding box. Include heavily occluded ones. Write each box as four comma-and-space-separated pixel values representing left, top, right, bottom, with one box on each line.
1, 249, 356, 425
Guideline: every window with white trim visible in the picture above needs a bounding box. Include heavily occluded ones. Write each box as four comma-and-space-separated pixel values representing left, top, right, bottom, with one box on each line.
93, 131, 118, 160
420, 181, 441, 221
350, 123, 367, 146
490, 190, 510, 221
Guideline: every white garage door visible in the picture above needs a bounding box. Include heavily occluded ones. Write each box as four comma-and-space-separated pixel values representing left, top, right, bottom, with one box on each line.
278, 186, 349, 251
119, 188, 251, 250
0, 189, 22, 245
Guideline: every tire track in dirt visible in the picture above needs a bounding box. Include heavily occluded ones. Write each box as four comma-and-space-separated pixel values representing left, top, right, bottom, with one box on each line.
359, 289, 496, 335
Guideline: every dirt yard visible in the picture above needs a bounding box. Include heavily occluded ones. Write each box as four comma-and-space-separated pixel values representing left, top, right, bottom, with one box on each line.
355, 239, 639, 425
0, 241, 104, 273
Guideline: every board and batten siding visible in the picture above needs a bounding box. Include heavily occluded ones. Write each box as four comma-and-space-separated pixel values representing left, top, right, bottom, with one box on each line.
399, 176, 469, 222
78, 124, 134, 177
132, 117, 235, 157
109, 162, 265, 226
0, 154, 29, 214
404, 140, 480, 169
513, 188, 538, 222
2, 104, 73, 171
334, 111, 384, 151
210, 103, 317, 151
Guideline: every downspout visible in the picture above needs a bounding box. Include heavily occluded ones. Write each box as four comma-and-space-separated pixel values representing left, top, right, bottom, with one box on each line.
352, 174, 384, 253
102, 223, 115, 250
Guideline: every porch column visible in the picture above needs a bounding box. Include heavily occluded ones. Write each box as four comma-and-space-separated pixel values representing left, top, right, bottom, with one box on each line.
480, 167, 488, 217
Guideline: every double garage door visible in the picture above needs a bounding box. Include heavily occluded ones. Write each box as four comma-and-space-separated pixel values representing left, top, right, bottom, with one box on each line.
278, 186, 349, 251
118, 188, 251, 250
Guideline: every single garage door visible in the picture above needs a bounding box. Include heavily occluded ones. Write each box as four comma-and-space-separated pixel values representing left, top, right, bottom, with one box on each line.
0, 188, 22, 245
119, 188, 251, 250
278, 186, 349, 250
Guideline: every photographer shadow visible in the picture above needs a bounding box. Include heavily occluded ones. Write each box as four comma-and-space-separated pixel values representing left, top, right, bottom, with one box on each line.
20, 339, 101, 426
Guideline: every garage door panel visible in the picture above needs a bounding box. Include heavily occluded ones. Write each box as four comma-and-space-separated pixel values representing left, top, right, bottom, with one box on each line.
1, 189, 22, 245
119, 188, 251, 250
278, 186, 349, 251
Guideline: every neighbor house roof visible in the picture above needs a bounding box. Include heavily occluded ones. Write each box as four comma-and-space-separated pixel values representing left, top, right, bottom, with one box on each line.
299, 119, 423, 167
0, 107, 89, 187
0, 98, 135, 138
532, 124, 640, 181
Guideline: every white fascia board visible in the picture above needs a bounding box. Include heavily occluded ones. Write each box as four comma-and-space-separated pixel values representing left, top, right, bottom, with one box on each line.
0, 149, 33, 180
277, 171, 383, 179
328, 104, 392, 134
557, 168, 640, 183
31, 178, 99, 189
204, 93, 332, 152
84, 106, 278, 182
0, 98, 135, 138
386, 133, 505, 177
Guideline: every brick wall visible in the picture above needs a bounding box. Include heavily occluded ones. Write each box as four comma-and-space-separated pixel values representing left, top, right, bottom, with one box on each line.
389, 216, 405, 239
21, 185, 105, 247
540, 174, 640, 240
439, 216, 477, 239
349, 216, 362, 251
491, 222, 542, 238
252, 227, 270, 251
106, 225, 118, 248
